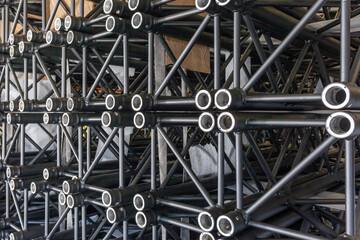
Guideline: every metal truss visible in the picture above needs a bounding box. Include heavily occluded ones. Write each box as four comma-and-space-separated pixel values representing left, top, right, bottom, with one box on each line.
0, 0, 359, 239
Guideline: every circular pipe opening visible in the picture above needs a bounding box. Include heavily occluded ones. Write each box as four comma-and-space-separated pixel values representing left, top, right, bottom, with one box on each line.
102, 191, 112, 206
135, 212, 147, 228
67, 98, 75, 111
6, 114, 12, 124
133, 194, 145, 211
43, 168, 50, 180
195, 90, 212, 110
198, 211, 215, 232
107, 208, 117, 223
217, 216, 234, 237
326, 112, 355, 139
216, 0, 231, 6
106, 16, 116, 32
199, 232, 216, 240
322, 83, 350, 109
103, 0, 113, 13
9, 34, 14, 45
63, 181, 70, 194
102, 112, 112, 127
131, 12, 143, 29
46, 31, 53, 44
215, 89, 231, 110
199, 112, 215, 132
195, 0, 212, 10
128, 0, 140, 11
26, 30, 33, 42
9, 46, 15, 57
134, 113, 145, 129
54, 18, 62, 31
217, 112, 235, 133
9, 101, 15, 112
132, 95, 143, 111
46, 98, 53, 111
67, 31, 74, 44
59, 192, 66, 205
9, 179, 15, 190
30, 182, 37, 194
106, 94, 116, 110
19, 101, 25, 112
62, 113, 70, 126
43, 113, 50, 124
18, 41, 25, 53
64, 15, 72, 30
6, 167, 11, 178
67, 195, 74, 208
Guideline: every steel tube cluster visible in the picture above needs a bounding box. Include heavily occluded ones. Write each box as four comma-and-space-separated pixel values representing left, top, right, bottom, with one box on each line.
0, 0, 359, 239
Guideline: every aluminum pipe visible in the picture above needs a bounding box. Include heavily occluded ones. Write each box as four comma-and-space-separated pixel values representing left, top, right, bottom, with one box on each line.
102, 111, 135, 127
131, 94, 197, 111
62, 113, 102, 127
322, 83, 360, 110
326, 112, 360, 139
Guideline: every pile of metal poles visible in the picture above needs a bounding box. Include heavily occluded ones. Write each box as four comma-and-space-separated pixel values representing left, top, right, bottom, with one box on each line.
0, 0, 360, 239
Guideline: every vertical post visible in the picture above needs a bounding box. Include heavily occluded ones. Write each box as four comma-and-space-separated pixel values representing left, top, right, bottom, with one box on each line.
214, 14, 224, 206
345, 140, 356, 236
341, 0, 350, 83
234, 10, 243, 210
23, 0, 28, 230
121, 33, 129, 240
154, 34, 167, 240
148, 31, 157, 240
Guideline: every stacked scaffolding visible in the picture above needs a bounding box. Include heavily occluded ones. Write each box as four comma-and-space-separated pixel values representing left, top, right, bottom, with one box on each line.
0, 0, 359, 239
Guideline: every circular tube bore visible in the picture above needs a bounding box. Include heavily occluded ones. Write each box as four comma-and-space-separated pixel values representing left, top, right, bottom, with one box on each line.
62, 180, 71, 194
215, 89, 231, 110
132, 94, 143, 111
46, 98, 53, 111
217, 112, 235, 133
103, 0, 113, 14
64, 15, 72, 30
134, 112, 146, 129
43, 168, 50, 180
326, 112, 355, 139
195, 90, 212, 110
46, 31, 53, 44
102, 191, 112, 207
217, 215, 235, 237
59, 192, 67, 205
43, 113, 50, 124
102, 112, 112, 127
62, 113, 70, 126
30, 182, 37, 194
105, 94, 116, 110
67, 31, 74, 45
128, 0, 140, 11
105, 16, 116, 32
322, 83, 350, 109
133, 193, 145, 211
67, 195, 75, 208
131, 12, 143, 29
216, 0, 231, 5
54, 18, 63, 31
195, 0, 212, 10
26, 30, 33, 42
18, 101, 25, 112
107, 208, 117, 223
199, 112, 215, 132
9, 179, 15, 191
198, 211, 215, 232
135, 212, 147, 228
199, 232, 216, 240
